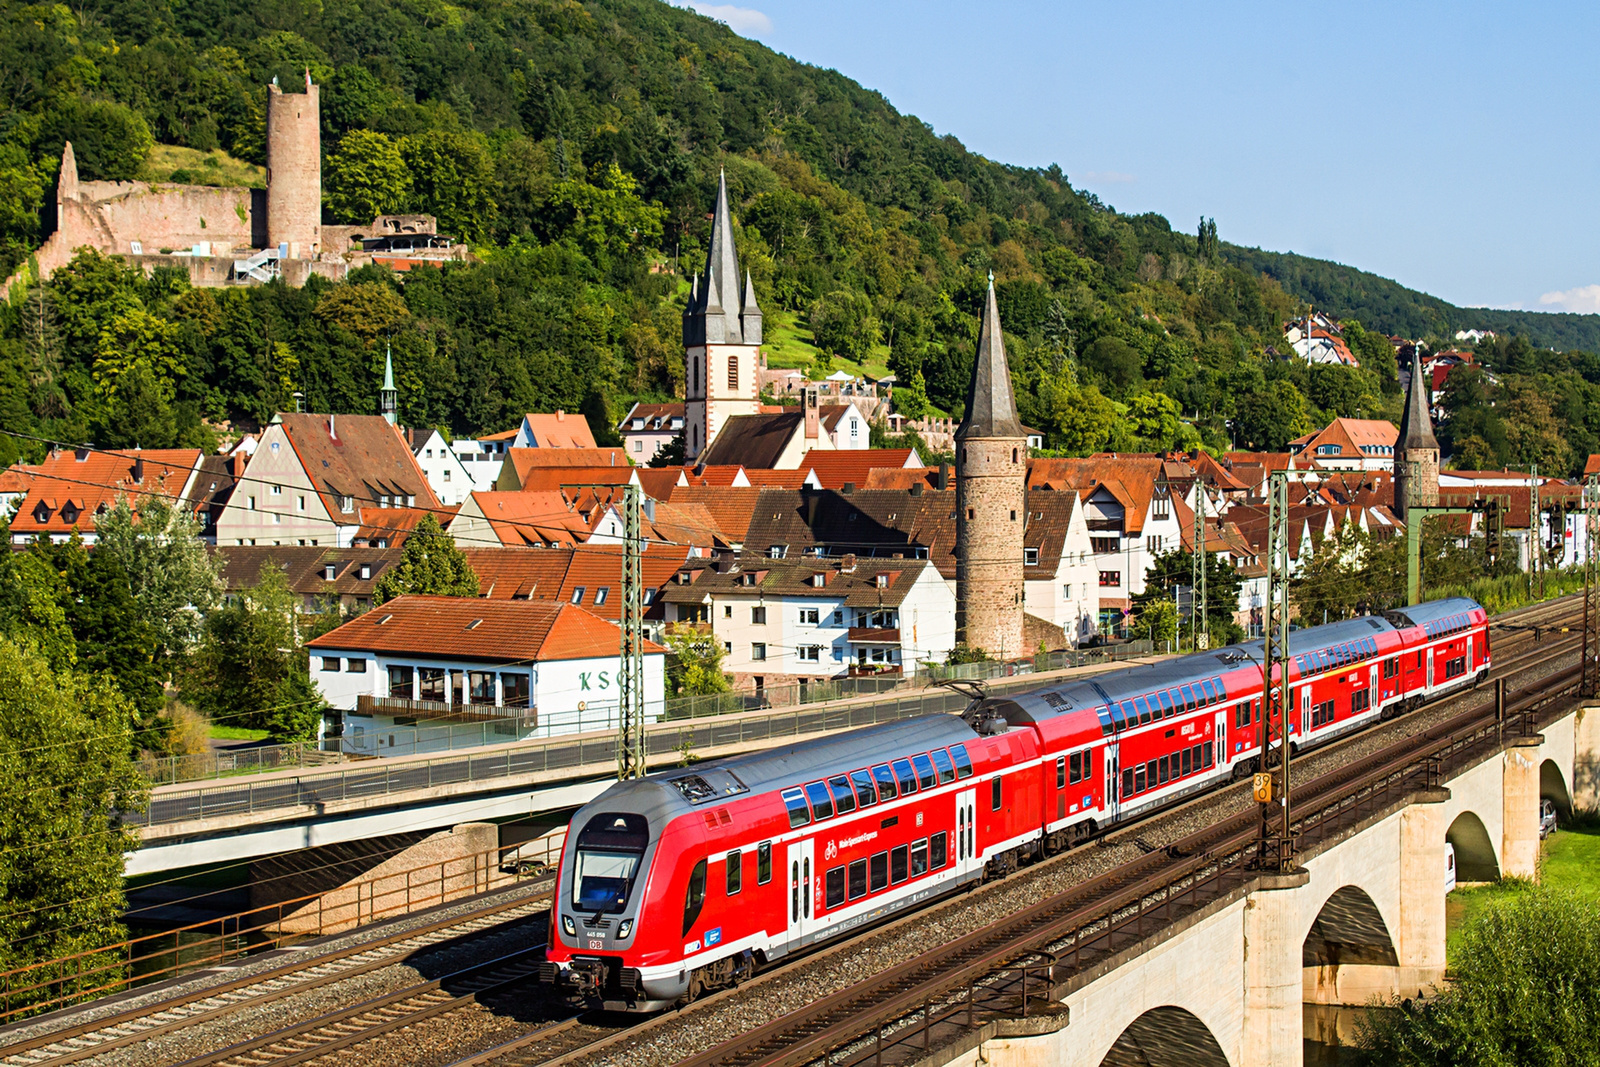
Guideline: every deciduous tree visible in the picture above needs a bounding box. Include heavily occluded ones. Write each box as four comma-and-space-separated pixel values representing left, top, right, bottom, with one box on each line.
373, 513, 480, 602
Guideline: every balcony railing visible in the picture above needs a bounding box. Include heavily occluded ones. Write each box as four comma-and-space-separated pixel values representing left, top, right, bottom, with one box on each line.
356, 693, 534, 726
847, 627, 902, 644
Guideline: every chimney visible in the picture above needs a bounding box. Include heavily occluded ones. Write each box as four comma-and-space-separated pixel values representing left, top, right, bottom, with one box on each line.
841, 482, 855, 495
556, 410, 566, 421
910, 483, 923, 497
328, 413, 337, 440
840, 553, 858, 572
937, 462, 949, 491
74, 447, 90, 462
132, 455, 144, 484
804, 386, 820, 441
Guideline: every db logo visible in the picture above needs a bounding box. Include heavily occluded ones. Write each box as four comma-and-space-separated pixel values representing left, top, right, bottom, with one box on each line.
916, 812, 924, 827
824, 840, 839, 861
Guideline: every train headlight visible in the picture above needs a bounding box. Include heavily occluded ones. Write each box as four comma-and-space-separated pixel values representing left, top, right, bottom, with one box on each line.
617, 919, 633, 939
562, 914, 577, 937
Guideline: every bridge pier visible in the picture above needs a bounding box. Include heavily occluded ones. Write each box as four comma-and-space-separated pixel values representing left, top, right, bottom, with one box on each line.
1395, 793, 1448, 996
1242, 868, 1310, 1067
1574, 704, 1600, 810
1502, 739, 1542, 880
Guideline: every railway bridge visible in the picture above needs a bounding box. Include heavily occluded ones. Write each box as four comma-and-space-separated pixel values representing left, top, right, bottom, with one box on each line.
930, 701, 1599, 1067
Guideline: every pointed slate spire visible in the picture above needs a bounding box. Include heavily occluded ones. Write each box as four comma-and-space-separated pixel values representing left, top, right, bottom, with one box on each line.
1397, 344, 1438, 451
684, 169, 748, 345
379, 342, 398, 426
957, 273, 1024, 440
740, 269, 763, 344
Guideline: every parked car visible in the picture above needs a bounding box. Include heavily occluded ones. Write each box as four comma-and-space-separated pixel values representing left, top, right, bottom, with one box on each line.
1539, 798, 1558, 838
1444, 842, 1457, 892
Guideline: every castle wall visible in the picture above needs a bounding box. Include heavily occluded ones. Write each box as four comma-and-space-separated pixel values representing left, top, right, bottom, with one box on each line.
65, 181, 257, 255
266, 82, 321, 256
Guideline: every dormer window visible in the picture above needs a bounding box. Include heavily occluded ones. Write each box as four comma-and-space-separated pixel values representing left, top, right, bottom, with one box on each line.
768, 544, 787, 559
359, 564, 372, 580
60, 505, 78, 524
323, 564, 337, 580
810, 573, 826, 587
33, 503, 50, 523
1025, 548, 1040, 565
875, 574, 889, 588
339, 495, 354, 512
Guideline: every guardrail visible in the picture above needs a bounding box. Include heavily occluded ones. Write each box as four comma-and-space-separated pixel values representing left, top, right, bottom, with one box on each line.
139, 741, 343, 787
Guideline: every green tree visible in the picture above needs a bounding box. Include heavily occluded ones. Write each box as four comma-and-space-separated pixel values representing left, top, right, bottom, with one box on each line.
0, 143, 45, 277
549, 163, 666, 264
1234, 379, 1313, 450
1126, 392, 1190, 451
324, 130, 410, 223
94, 496, 223, 662
399, 131, 498, 244
0, 636, 146, 1010
35, 98, 154, 181
809, 289, 880, 363
1082, 335, 1143, 397
373, 513, 480, 602
1355, 886, 1600, 1066
183, 567, 323, 741
663, 622, 729, 695
1129, 598, 1177, 645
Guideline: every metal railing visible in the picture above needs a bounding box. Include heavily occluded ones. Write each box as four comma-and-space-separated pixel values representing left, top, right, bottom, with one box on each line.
139, 741, 343, 787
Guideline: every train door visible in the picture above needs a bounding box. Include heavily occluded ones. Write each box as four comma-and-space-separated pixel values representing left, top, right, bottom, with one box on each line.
1300, 686, 1311, 738
1104, 742, 1120, 822
786, 839, 814, 944
956, 787, 979, 876
1368, 664, 1379, 716
1215, 709, 1227, 770
1427, 648, 1435, 691
1466, 635, 1473, 675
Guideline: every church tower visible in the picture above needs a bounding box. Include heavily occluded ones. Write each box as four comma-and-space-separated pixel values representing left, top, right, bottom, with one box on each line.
1394, 344, 1439, 521
683, 170, 762, 460
379, 344, 398, 426
955, 276, 1026, 656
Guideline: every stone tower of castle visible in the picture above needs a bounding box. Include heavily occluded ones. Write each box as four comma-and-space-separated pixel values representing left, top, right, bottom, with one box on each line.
955, 276, 1026, 656
1394, 343, 1440, 521
266, 72, 322, 258
683, 170, 762, 460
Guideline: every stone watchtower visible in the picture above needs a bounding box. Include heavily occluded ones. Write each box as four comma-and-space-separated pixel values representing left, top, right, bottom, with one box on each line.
955, 276, 1026, 656
266, 72, 322, 258
683, 170, 762, 460
1394, 344, 1440, 521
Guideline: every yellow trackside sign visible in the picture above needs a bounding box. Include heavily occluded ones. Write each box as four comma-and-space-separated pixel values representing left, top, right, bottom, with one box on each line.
1253, 773, 1274, 804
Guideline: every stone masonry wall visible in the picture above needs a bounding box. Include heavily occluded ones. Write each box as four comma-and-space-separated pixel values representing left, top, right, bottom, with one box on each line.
956, 435, 1026, 656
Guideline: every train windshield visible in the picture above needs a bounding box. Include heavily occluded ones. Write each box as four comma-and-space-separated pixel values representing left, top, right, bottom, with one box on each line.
572, 812, 649, 914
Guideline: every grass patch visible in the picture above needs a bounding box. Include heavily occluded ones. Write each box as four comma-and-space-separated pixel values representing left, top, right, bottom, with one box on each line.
208, 725, 270, 741
142, 144, 265, 189
1445, 821, 1600, 963
759, 308, 892, 379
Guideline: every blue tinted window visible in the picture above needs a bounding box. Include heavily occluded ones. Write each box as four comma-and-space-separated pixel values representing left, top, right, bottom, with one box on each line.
1201, 680, 1217, 703
912, 753, 937, 789
1120, 700, 1137, 724
949, 745, 973, 778
828, 775, 857, 815
1097, 707, 1115, 736
782, 787, 811, 828
804, 781, 833, 820
1158, 691, 1175, 716
1134, 696, 1153, 724
892, 758, 918, 794
1180, 685, 1197, 710
930, 748, 956, 784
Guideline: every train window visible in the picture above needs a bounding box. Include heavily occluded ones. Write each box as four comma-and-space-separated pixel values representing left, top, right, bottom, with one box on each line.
825, 867, 846, 909
1134, 765, 1147, 793
931, 832, 948, 869
931, 749, 957, 784
572, 812, 649, 915
912, 753, 938, 790
1134, 696, 1153, 725
1097, 707, 1115, 736
828, 775, 857, 815
870, 852, 889, 892
848, 859, 868, 900
991, 776, 1003, 810
891, 845, 909, 884
1157, 756, 1169, 785
682, 859, 707, 936
893, 759, 919, 794
1201, 680, 1218, 704
1157, 691, 1175, 717
1182, 748, 1192, 776
1120, 701, 1138, 726
804, 781, 834, 821
950, 745, 974, 778
850, 769, 878, 808
1203, 742, 1213, 767
1057, 756, 1067, 788
1178, 685, 1195, 712
726, 850, 742, 895
1352, 689, 1371, 713
758, 842, 772, 885
911, 839, 929, 876
1068, 752, 1081, 784
782, 788, 812, 828
1122, 768, 1134, 796
873, 764, 898, 802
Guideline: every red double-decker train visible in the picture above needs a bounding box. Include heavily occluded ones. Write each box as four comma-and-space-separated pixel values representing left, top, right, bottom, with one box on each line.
541, 597, 1489, 1009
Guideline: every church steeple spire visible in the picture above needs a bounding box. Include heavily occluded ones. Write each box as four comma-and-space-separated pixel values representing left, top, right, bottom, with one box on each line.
1394, 344, 1440, 520
684, 168, 749, 345
1397, 344, 1438, 452
379, 343, 397, 426
957, 273, 1024, 441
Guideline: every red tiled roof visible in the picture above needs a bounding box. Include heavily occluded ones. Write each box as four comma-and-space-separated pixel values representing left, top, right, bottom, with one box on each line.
10, 448, 202, 536
352, 506, 435, 547
0, 464, 39, 496
798, 449, 922, 489
662, 486, 766, 544
503, 448, 631, 488
520, 412, 597, 450
458, 491, 592, 547
274, 413, 440, 522
463, 547, 575, 600
307, 595, 662, 661
617, 402, 685, 430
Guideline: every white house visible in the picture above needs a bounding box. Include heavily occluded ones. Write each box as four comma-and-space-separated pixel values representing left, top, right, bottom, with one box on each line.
617, 402, 686, 462
307, 595, 666, 756
659, 557, 957, 695
404, 428, 475, 506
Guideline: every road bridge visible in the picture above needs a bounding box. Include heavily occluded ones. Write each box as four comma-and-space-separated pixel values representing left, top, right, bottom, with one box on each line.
920, 701, 1600, 1067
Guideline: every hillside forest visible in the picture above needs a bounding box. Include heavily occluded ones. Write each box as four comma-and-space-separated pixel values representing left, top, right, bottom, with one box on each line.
0, 0, 1598, 475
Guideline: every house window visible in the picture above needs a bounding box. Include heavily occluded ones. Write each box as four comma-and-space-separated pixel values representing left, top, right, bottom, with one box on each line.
346, 658, 367, 673
799, 645, 821, 662
594, 587, 609, 606
298, 495, 306, 511
570, 586, 586, 604
850, 418, 859, 439
323, 564, 337, 580
633, 439, 643, 452
320, 656, 341, 672
502, 672, 531, 707
468, 671, 496, 706
443, 469, 451, 482
723, 641, 733, 654
388, 664, 413, 698
1091, 537, 1119, 554
768, 544, 787, 559
1153, 495, 1170, 519
752, 642, 767, 661
752, 606, 767, 624
248, 496, 256, 510
1062, 583, 1072, 598
1098, 571, 1121, 587
339, 495, 354, 512
359, 564, 372, 580
270, 441, 280, 454
799, 608, 820, 625
1024, 548, 1039, 565
418, 667, 445, 702
1147, 536, 1163, 553
728, 355, 739, 390
271, 485, 282, 496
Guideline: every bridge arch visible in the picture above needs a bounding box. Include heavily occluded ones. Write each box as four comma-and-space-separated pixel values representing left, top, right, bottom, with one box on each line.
1446, 810, 1500, 882
1541, 758, 1572, 822
1302, 885, 1399, 968
1099, 1005, 1231, 1067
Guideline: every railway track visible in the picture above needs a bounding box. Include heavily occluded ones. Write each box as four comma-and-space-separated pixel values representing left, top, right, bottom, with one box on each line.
676, 621, 1587, 1066
0, 886, 552, 1067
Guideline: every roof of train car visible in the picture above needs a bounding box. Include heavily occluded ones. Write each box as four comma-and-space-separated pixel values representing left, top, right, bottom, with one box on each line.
576, 713, 980, 824
1386, 596, 1483, 628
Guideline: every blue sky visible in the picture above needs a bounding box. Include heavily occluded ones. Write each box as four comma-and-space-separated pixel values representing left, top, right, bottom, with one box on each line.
677, 1, 1598, 314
